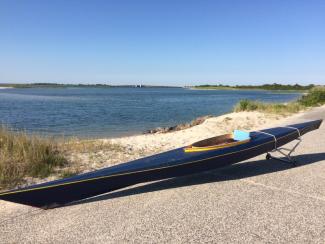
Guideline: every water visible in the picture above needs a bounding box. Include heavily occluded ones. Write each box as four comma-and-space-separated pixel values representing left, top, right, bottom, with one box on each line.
0, 87, 301, 138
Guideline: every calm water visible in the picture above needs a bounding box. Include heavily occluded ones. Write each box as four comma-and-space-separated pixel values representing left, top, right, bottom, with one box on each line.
0, 88, 301, 138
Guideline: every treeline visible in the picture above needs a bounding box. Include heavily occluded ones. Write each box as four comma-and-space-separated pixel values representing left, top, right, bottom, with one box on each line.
235, 83, 315, 90
0, 83, 179, 88
195, 83, 316, 91
1, 83, 113, 88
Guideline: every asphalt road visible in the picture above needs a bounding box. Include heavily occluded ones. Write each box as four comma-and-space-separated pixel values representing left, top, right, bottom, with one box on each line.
1, 106, 325, 243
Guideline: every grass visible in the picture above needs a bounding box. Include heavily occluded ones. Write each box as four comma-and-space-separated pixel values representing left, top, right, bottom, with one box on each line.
0, 127, 128, 190
0, 126, 68, 189
59, 170, 79, 178
233, 100, 304, 114
234, 86, 325, 114
63, 139, 126, 154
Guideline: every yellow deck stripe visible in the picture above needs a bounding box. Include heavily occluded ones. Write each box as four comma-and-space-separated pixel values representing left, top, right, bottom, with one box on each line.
0, 129, 300, 196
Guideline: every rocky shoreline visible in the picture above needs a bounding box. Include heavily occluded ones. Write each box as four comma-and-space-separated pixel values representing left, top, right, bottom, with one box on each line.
144, 115, 212, 134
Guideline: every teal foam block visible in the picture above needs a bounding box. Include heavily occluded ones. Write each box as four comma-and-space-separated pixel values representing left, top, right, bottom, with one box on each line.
233, 130, 250, 141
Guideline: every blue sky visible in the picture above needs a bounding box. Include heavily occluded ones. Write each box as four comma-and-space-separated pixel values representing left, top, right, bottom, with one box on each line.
0, 0, 324, 86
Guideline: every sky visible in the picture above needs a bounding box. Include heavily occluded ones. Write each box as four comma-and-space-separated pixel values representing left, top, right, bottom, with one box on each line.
0, 0, 324, 86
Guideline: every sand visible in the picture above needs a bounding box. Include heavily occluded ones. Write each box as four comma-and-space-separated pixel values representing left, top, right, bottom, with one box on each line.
1, 106, 325, 243
107, 111, 285, 152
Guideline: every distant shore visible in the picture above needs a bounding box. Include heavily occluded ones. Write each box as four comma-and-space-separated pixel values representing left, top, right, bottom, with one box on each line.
188, 84, 315, 92
0, 82, 318, 91
0, 83, 181, 89
188, 87, 306, 93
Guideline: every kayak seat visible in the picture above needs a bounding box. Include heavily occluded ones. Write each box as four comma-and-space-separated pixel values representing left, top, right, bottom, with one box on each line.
184, 131, 250, 153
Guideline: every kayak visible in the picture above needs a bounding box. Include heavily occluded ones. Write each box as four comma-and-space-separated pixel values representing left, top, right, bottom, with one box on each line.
0, 119, 322, 209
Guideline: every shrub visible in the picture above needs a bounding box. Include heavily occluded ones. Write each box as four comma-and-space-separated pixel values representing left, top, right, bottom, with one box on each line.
234, 87, 325, 114
234, 100, 260, 112
298, 87, 325, 106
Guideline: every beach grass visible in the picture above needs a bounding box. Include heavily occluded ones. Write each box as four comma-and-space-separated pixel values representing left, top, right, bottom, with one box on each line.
0, 126, 68, 189
234, 86, 325, 114
63, 139, 126, 154
0, 126, 131, 189
233, 100, 304, 114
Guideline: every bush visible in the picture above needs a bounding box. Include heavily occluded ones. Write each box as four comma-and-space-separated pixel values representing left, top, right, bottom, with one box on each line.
234, 100, 261, 112
234, 86, 325, 114
298, 87, 325, 106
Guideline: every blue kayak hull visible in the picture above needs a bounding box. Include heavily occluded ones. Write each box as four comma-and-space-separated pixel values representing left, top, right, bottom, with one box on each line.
0, 119, 322, 208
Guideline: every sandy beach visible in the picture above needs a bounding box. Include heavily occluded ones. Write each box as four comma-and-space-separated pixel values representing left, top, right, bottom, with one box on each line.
0, 105, 325, 243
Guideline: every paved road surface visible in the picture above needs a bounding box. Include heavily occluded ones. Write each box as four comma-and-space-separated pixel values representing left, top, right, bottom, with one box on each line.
1, 106, 325, 243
